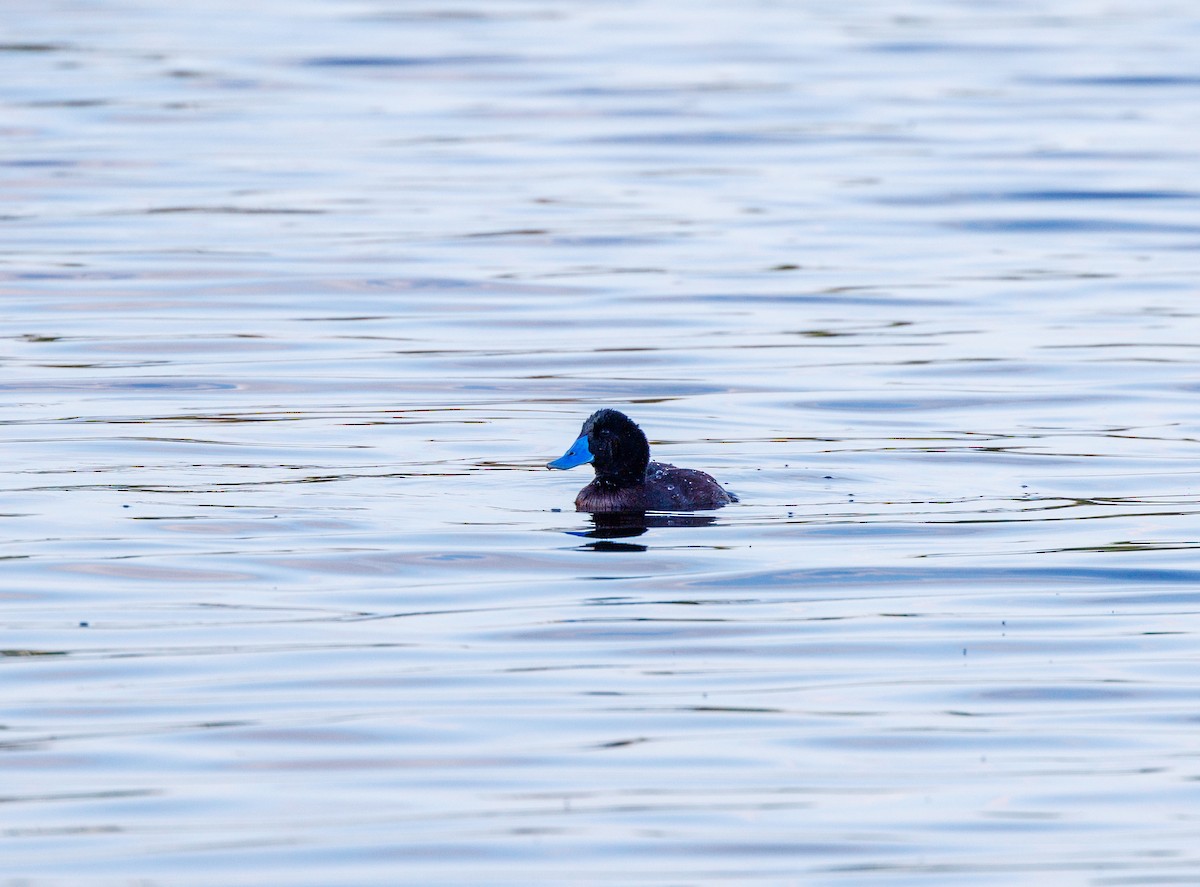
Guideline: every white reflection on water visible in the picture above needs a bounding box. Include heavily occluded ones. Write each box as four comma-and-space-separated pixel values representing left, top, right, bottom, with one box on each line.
3, 0, 1200, 883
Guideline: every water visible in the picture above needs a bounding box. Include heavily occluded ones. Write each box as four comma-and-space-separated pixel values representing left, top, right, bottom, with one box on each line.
4, 1, 1200, 883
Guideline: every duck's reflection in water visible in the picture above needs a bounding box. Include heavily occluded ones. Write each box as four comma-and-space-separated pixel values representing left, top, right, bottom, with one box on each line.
570, 511, 718, 551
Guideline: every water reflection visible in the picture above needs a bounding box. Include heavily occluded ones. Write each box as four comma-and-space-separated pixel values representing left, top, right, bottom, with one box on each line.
571, 511, 719, 550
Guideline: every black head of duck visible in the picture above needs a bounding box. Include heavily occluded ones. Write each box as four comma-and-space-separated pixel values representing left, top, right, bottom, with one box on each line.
547, 408, 736, 513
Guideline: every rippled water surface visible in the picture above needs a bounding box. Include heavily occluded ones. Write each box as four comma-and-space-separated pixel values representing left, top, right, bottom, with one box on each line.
4, 1, 1200, 883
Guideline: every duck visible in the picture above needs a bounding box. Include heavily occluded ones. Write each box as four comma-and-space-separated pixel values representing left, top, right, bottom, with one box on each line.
547, 408, 737, 512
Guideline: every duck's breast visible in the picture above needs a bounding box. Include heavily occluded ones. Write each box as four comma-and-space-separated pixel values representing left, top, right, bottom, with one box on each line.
574, 481, 648, 513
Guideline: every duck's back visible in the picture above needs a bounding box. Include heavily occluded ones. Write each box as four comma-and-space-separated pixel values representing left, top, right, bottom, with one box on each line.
642, 461, 736, 510
575, 461, 736, 512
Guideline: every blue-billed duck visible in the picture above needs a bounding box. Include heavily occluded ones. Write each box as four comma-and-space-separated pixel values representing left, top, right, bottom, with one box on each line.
547, 409, 737, 512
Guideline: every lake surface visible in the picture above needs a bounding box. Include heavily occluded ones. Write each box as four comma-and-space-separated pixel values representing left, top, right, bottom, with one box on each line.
4, 1, 1200, 883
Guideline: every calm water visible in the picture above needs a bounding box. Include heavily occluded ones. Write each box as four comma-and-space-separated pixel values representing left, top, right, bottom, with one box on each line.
4, 1, 1200, 883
